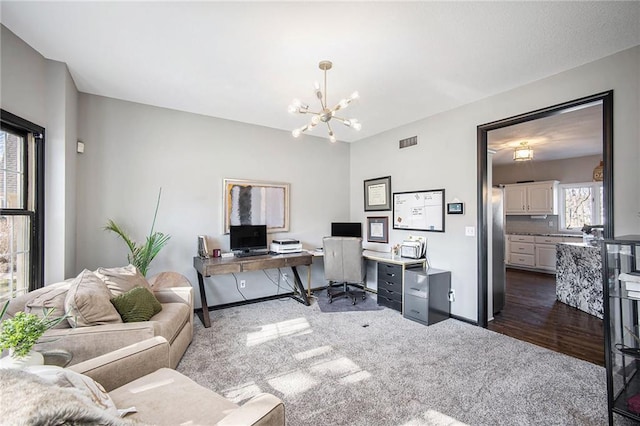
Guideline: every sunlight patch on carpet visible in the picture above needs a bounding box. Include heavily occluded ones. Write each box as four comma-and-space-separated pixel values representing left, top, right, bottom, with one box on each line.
267, 370, 319, 396
310, 356, 363, 378
293, 345, 333, 361
246, 317, 311, 346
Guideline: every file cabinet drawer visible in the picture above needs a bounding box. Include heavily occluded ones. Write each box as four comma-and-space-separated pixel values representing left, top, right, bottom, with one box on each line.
404, 294, 429, 323
378, 262, 402, 284
378, 286, 402, 302
377, 294, 402, 312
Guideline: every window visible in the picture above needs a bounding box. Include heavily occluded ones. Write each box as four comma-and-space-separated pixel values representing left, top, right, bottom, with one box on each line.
559, 182, 604, 231
0, 110, 44, 299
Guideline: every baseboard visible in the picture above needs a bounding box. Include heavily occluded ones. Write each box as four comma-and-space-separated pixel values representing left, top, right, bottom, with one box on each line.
449, 313, 478, 326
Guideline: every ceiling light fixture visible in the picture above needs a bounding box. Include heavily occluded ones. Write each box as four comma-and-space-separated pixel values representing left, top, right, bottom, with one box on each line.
288, 60, 360, 143
513, 141, 533, 161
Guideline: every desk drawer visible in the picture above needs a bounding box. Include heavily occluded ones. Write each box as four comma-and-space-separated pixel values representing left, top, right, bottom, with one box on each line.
378, 278, 402, 295
404, 295, 428, 323
378, 262, 402, 284
377, 294, 402, 312
377, 286, 402, 302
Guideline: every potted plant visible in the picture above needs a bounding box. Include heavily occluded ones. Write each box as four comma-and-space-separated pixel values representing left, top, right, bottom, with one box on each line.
104, 188, 171, 277
0, 300, 68, 367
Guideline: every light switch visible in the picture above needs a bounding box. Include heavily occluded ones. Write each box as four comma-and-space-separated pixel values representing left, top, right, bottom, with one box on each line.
465, 226, 475, 237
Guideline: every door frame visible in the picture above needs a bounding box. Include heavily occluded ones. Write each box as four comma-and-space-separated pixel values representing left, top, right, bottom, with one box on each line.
476, 91, 614, 327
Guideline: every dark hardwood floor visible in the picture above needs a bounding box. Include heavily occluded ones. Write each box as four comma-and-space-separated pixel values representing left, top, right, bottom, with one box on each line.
487, 268, 605, 366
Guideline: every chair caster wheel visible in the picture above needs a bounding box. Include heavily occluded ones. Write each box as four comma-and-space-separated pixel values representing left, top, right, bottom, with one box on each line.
362, 295, 366, 300
329, 297, 333, 304
352, 300, 356, 305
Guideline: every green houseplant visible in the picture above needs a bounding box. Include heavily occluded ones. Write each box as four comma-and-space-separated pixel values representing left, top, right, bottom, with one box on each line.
0, 300, 67, 360
104, 188, 171, 277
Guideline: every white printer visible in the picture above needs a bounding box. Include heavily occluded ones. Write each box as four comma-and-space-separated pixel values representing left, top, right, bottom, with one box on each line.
270, 238, 303, 254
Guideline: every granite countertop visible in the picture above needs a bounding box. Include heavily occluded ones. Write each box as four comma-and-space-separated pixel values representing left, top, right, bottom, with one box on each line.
508, 232, 582, 238
559, 242, 601, 248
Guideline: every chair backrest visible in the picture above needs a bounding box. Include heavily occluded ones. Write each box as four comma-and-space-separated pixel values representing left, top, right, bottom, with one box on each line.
322, 236, 365, 283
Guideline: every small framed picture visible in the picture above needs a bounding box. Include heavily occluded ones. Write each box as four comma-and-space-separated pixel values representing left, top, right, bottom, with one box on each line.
447, 202, 464, 215
367, 216, 389, 243
364, 176, 392, 211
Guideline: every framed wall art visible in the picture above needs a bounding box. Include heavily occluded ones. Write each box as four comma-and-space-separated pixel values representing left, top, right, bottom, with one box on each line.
393, 188, 445, 232
367, 216, 389, 243
223, 179, 290, 233
364, 176, 391, 211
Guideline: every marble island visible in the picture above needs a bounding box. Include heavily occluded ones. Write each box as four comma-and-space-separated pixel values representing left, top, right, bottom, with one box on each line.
555, 242, 603, 319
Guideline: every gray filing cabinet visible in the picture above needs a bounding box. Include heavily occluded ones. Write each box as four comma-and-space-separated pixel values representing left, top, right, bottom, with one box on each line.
404, 268, 451, 326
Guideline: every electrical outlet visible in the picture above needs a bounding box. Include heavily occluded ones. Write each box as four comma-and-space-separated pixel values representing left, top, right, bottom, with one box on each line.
240, 279, 246, 288
448, 289, 455, 302
465, 226, 475, 237
549, 220, 554, 227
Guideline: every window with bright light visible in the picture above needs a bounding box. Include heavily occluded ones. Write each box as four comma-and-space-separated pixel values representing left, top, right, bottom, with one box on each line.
559, 182, 604, 231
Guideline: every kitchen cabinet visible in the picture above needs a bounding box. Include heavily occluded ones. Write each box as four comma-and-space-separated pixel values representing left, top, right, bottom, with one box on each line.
534, 236, 565, 271
507, 234, 582, 272
504, 181, 559, 215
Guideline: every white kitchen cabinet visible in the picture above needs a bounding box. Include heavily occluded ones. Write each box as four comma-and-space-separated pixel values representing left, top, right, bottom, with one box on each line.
534, 236, 564, 271
507, 235, 535, 267
504, 181, 559, 215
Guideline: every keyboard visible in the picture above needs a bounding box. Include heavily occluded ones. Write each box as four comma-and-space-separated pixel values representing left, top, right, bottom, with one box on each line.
235, 251, 268, 258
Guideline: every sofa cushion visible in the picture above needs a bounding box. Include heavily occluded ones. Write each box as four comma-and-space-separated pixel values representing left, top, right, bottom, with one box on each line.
24, 281, 72, 329
151, 302, 190, 344
65, 269, 123, 327
109, 367, 236, 425
111, 286, 162, 323
95, 264, 153, 297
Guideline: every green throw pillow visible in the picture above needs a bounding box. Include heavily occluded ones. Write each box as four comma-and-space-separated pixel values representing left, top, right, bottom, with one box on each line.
110, 286, 162, 323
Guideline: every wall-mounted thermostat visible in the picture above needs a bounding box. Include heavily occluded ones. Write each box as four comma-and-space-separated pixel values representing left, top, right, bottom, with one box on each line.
447, 202, 464, 215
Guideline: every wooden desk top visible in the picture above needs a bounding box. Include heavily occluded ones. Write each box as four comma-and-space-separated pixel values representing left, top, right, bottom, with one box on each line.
194, 252, 313, 277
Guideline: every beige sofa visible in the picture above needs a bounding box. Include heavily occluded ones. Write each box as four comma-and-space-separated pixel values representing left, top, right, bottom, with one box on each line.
4, 269, 193, 368
70, 336, 285, 425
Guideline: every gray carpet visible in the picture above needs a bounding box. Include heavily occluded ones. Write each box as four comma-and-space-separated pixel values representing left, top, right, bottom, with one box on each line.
178, 298, 618, 426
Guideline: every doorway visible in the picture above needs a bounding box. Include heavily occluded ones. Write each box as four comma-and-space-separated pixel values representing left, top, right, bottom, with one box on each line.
476, 92, 614, 353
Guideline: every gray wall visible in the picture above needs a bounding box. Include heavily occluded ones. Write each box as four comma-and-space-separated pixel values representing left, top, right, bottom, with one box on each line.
1, 25, 78, 283
493, 154, 602, 185
76, 94, 348, 307
351, 45, 640, 322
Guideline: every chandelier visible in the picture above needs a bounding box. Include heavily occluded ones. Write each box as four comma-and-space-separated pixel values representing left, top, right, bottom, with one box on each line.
288, 60, 360, 143
513, 141, 533, 161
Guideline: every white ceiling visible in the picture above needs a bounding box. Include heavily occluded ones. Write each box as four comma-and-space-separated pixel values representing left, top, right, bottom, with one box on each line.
488, 102, 603, 165
1, 2, 639, 143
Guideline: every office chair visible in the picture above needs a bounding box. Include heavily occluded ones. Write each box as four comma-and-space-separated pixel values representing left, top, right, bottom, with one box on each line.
322, 236, 366, 305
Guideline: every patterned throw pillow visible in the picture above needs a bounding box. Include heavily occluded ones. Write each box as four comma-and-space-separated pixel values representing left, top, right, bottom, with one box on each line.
110, 286, 162, 323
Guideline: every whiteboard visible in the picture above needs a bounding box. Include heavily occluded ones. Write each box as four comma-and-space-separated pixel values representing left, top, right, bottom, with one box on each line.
393, 189, 445, 232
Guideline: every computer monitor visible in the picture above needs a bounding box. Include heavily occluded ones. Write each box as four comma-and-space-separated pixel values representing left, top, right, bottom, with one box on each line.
331, 222, 362, 238
229, 225, 268, 254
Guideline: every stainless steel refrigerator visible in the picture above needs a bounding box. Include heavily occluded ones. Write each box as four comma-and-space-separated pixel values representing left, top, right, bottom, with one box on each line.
492, 186, 506, 314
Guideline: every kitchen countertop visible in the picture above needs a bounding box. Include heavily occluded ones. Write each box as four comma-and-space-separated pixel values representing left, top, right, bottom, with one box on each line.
507, 232, 582, 237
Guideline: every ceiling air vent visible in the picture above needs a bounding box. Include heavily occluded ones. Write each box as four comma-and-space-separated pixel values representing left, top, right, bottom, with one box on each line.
399, 136, 417, 149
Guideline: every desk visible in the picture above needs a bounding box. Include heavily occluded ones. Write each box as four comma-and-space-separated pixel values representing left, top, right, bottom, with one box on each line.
309, 249, 426, 296
193, 252, 313, 328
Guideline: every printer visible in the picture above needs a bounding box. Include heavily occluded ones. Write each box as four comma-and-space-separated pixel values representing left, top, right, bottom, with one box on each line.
270, 238, 303, 254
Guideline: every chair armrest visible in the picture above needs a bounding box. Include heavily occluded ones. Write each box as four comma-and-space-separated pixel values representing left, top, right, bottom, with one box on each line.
148, 272, 192, 290
217, 393, 285, 426
69, 336, 170, 392
154, 286, 193, 307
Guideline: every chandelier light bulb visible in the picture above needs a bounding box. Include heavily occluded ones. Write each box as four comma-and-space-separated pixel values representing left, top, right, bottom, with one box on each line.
289, 60, 360, 142
352, 121, 362, 131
